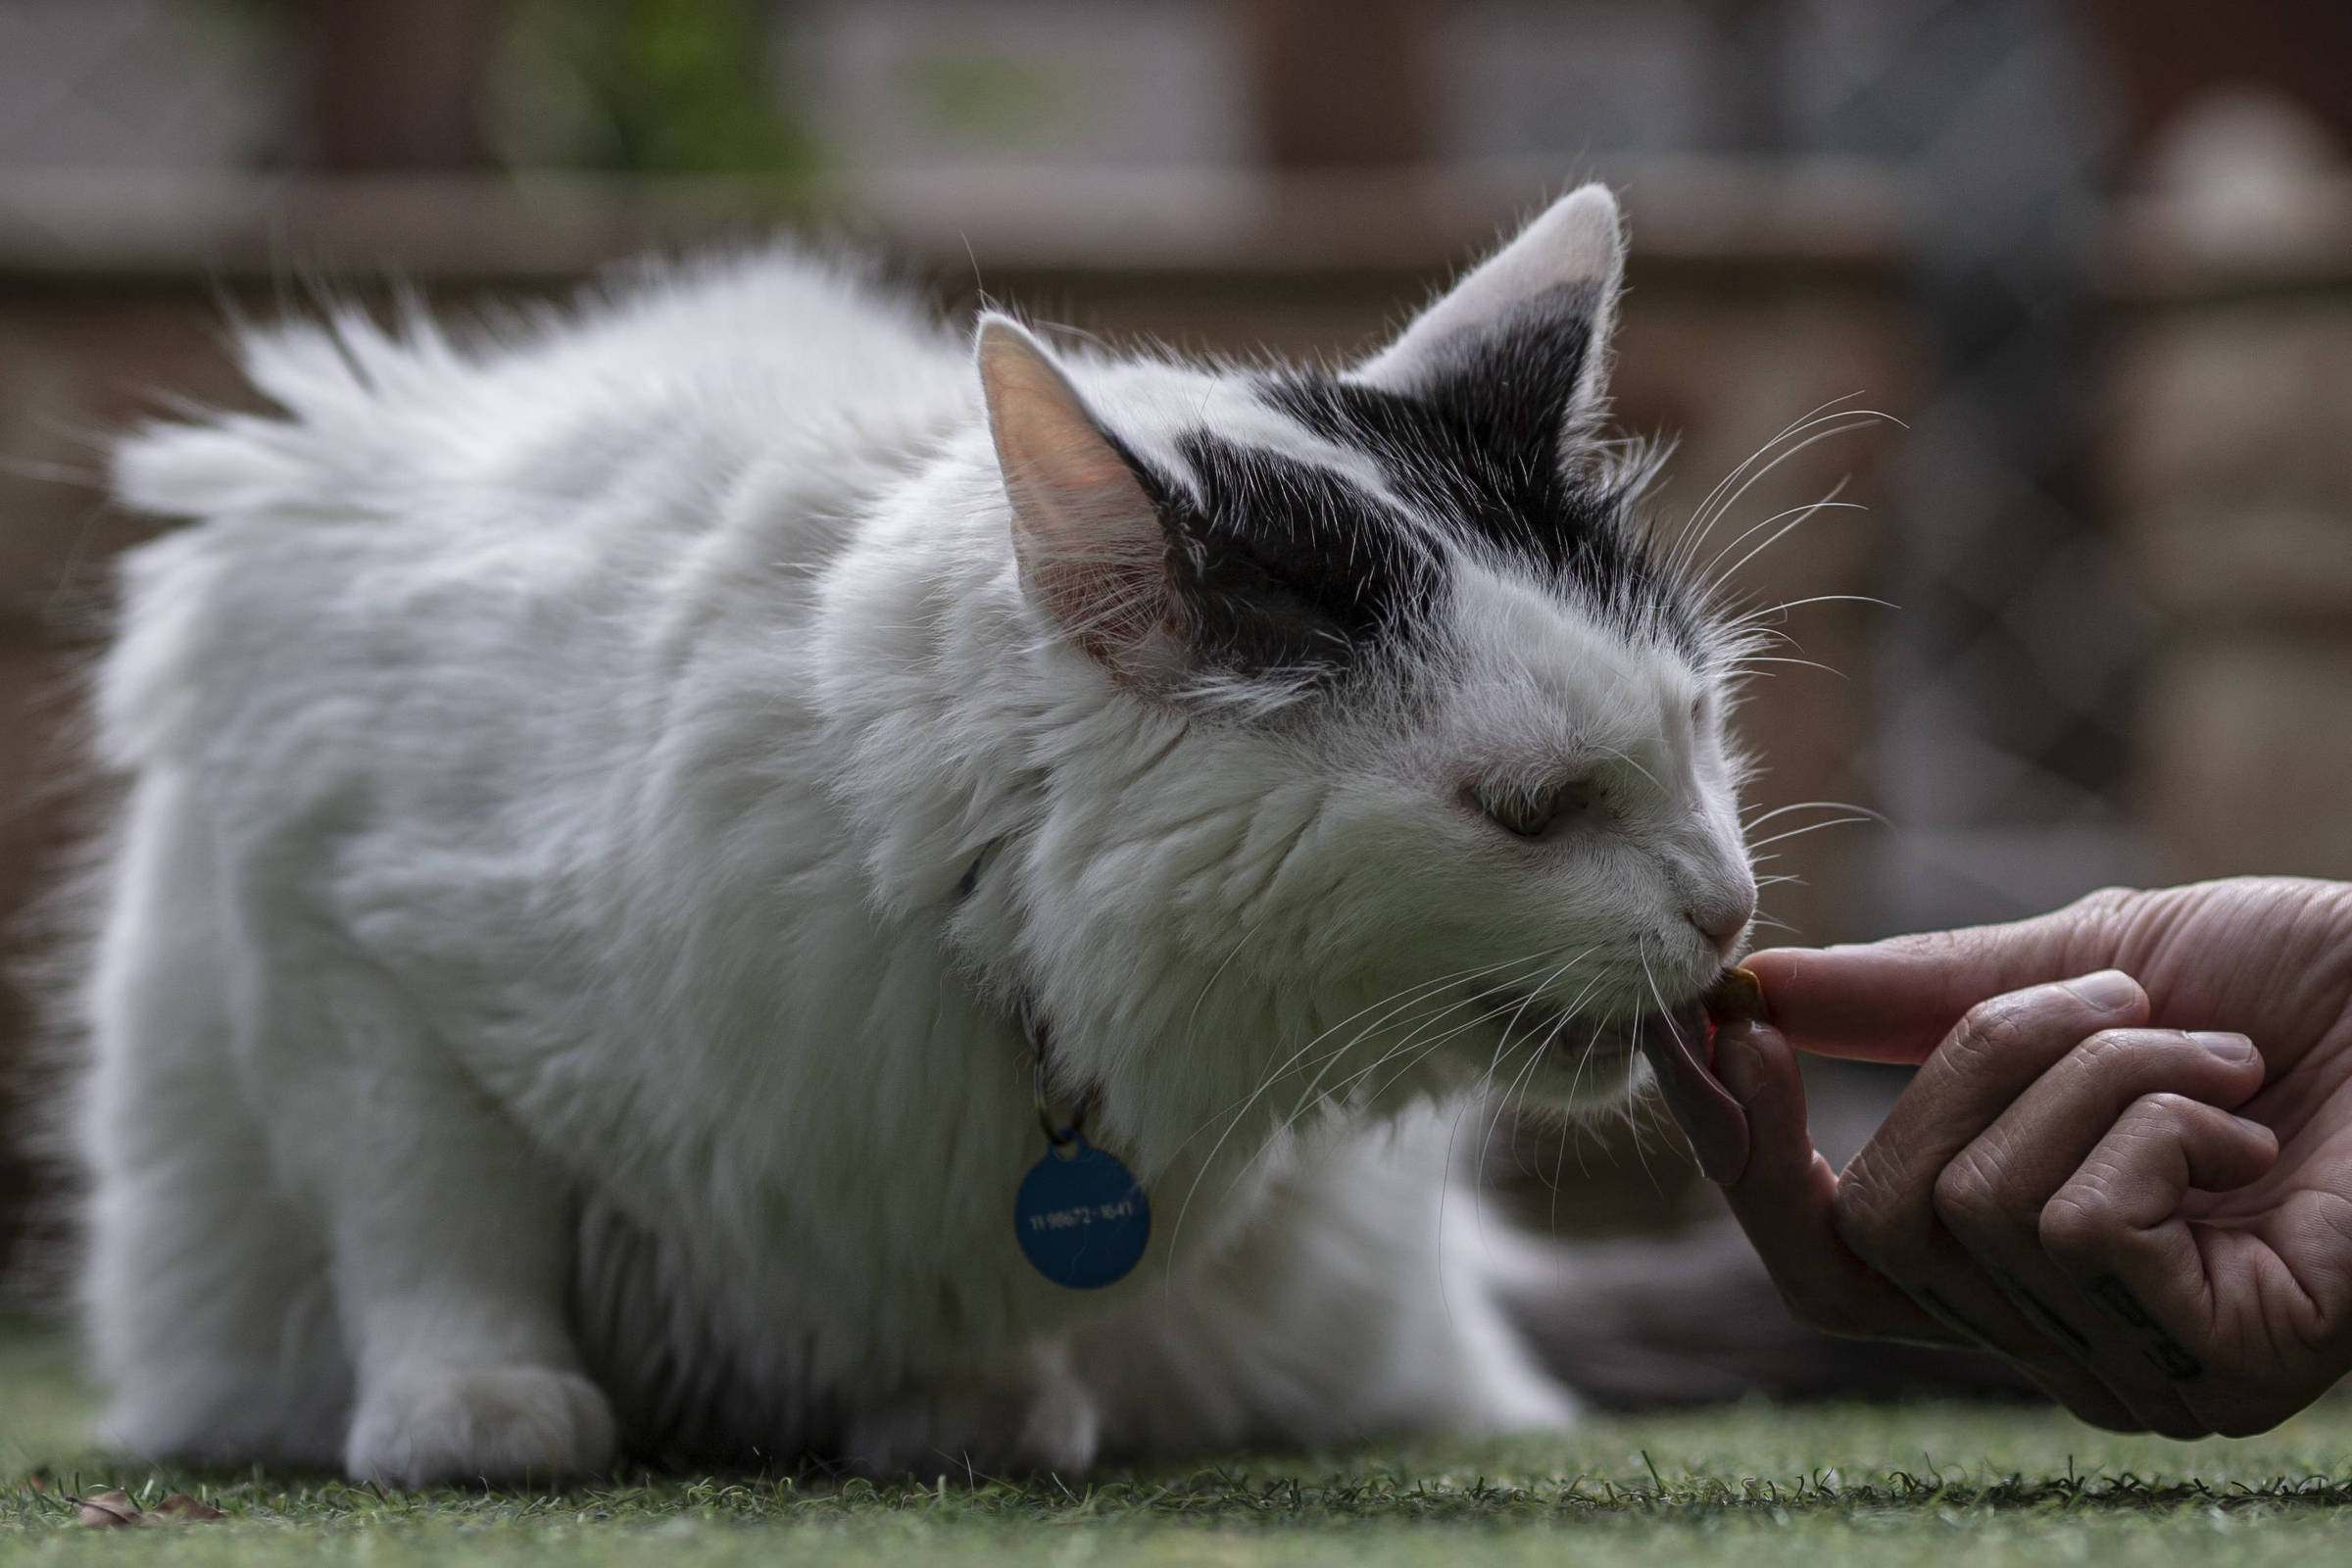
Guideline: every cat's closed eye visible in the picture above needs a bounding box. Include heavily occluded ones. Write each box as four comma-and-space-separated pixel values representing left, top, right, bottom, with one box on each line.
1468, 777, 1592, 839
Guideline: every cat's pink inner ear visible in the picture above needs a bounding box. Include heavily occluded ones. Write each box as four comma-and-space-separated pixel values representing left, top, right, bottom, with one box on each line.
976, 318, 1174, 676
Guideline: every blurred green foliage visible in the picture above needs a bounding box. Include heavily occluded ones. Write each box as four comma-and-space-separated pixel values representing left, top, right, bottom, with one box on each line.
898, 50, 1086, 149
502, 0, 813, 177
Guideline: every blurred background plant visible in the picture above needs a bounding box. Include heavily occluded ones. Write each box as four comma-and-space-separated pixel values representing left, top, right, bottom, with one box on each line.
496, 0, 813, 177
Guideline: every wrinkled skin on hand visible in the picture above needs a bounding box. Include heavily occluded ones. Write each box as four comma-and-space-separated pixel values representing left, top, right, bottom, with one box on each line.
1714, 877, 2352, 1439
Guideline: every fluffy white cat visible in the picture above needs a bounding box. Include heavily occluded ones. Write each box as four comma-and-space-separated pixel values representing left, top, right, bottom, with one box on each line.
78, 184, 1755, 1484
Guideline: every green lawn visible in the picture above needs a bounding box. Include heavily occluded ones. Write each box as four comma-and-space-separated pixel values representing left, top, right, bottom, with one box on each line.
9, 1313, 2352, 1565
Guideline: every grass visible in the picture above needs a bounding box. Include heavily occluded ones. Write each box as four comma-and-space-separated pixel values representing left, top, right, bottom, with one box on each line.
9, 1314, 2352, 1564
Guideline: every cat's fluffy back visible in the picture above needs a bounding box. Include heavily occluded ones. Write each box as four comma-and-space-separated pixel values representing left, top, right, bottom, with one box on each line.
98, 250, 971, 775
113, 250, 961, 519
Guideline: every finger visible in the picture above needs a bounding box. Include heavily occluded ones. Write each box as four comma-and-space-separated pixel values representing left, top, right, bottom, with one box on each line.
2041, 1095, 2282, 1387
1938, 1029, 2266, 1235
1830, 973, 2157, 1428
1745, 899, 2135, 1064
1711, 1017, 1958, 1344
1839, 972, 2152, 1231
1931, 1032, 2267, 1433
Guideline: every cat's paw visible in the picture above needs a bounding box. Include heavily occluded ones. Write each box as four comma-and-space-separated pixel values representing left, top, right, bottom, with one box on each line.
843, 1375, 1100, 1480
345, 1364, 617, 1486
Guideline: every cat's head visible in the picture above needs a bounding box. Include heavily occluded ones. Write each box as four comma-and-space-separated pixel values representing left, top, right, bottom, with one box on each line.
973, 185, 1754, 1141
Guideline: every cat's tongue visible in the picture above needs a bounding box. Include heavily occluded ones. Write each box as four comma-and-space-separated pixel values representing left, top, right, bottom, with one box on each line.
1641, 1001, 1749, 1186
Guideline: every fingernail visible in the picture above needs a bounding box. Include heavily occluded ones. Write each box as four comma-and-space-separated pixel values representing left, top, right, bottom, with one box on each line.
2189, 1031, 2257, 1064
1714, 1024, 1764, 1104
2063, 969, 2139, 1011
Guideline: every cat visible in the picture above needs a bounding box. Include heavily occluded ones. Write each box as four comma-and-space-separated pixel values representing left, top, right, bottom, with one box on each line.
76, 182, 1755, 1484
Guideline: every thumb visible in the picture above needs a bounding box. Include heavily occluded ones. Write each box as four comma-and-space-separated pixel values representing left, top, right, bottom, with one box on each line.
1744, 904, 2131, 1064
1714, 1016, 1955, 1343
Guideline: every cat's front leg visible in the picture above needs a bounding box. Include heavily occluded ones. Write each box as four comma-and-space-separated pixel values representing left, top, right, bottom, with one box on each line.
250, 941, 615, 1486
841, 1342, 1101, 1479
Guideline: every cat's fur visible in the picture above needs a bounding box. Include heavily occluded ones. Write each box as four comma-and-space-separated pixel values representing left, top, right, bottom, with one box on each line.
79, 185, 1755, 1483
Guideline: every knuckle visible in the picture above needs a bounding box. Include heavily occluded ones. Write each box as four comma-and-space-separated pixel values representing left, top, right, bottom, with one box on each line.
2073, 1028, 2143, 1073
1932, 1146, 2007, 1235
2112, 1092, 2196, 1149
1949, 995, 2035, 1066
1832, 1165, 1926, 1274
2036, 1187, 2114, 1265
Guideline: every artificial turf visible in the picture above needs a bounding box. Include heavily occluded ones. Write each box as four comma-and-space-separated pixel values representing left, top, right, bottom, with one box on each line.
7, 1311, 2352, 1565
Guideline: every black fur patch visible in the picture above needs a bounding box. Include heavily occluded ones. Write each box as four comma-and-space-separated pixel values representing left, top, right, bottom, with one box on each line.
1266, 287, 1703, 660
1111, 433, 1441, 688
1099, 287, 1703, 690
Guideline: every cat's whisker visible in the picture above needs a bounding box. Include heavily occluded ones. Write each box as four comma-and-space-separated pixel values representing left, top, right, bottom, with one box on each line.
1158, 954, 1558, 1256
1744, 815, 1878, 851
1741, 799, 1880, 830
1732, 655, 1846, 678
1297, 947, 1598, 1143
1168, 991, 1514, 1256
1667, 399, 1886, 578
1705, 486, 1868, 601
1688, 404, 1895, 560
1723, 591, 1898, 626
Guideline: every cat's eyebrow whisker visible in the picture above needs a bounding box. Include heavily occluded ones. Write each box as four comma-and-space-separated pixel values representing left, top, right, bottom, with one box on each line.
1741, 799, 1880, 830
1689, 405, 1894, 562
1688, 421, 1885, 599
1705, 486, 1866, 595
1586, 742, 1659, 793
1668, 399, 1886, 576
1724, 592, 1898, 626
1697, 470, 1863, 579
1730, 655, 1846, 679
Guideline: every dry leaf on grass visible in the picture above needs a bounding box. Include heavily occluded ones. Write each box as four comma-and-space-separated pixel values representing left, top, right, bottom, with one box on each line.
149, 1493, 226, 1521
67, 1488, 225, 1527
70, 1489, 141, 1528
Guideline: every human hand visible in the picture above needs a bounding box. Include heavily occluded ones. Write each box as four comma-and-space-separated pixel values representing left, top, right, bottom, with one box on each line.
1716, 877, 2352, 1437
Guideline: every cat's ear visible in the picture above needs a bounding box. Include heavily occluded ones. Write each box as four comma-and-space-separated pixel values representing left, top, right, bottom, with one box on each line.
1353, 183, 1625, 431
976, 316, 1184, 688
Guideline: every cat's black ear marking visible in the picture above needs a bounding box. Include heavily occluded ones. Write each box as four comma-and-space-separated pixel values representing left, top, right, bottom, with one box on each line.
979, 316, 1425, 697
976, 316, 1186, 689
1354, 183, 1625, 443
1147, 439, 1436, 689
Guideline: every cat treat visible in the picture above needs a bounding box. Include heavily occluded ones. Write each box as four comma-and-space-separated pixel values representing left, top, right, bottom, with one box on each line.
1705, 964, 1770, 1026
77, 185, 1758, 1483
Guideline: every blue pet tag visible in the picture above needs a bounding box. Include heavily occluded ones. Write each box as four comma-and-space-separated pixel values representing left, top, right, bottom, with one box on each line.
1013, 1135, 1151, 1289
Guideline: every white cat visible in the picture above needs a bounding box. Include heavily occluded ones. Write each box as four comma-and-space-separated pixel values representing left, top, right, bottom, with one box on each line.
77, 184, 1755, 1484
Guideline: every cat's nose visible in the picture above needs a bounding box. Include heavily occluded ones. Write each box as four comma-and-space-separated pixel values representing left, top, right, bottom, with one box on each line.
1685, 897, 1754, 959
